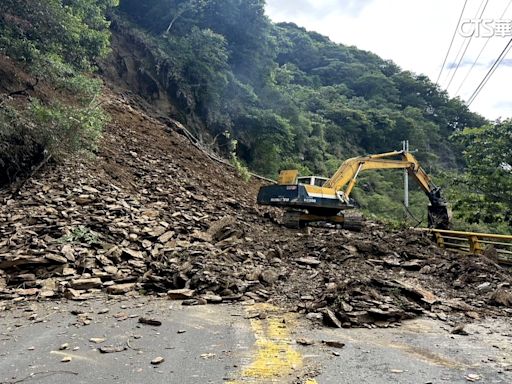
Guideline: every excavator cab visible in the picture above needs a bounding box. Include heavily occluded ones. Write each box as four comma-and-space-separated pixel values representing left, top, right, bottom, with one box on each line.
297, 176, 329, 187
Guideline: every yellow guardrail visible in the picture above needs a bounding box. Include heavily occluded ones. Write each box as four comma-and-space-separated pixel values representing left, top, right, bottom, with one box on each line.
420, 229, 512, 265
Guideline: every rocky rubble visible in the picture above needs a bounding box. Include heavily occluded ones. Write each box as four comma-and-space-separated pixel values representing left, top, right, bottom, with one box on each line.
1, 91, 511, 328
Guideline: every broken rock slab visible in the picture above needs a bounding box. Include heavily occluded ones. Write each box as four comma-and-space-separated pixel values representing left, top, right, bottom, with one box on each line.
202, 294, 223, 304
65, 288, 93, 301
158, 231, 175, 243
261, 269, 279, 285
322, 308, 342, 328
168, 289, 195, 300
0, 275, 8, 290
106, 283, 136, 295
297, 257, 321, 266
490, 288, 512, 307
70, 278, 103, 290
122, 248, 144, 259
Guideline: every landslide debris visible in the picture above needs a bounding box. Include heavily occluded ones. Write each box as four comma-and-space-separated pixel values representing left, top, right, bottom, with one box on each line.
1, 90, 511, 329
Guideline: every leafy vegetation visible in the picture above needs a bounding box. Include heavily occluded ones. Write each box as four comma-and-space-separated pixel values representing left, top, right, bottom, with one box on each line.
59, 226, 100, 245
449, 121, 512, 230
225, 131, 252, 182
0, 0, 117, 69
0, 0, 117, 184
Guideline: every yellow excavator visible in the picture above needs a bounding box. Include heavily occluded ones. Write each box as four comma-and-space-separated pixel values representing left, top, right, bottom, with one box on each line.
257, 149, 451, 230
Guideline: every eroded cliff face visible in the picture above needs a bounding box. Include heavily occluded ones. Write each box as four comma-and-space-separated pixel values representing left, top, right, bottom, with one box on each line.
99, 19, 206, 138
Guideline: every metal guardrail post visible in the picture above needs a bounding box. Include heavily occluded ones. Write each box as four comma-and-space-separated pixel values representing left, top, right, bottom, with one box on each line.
435, 232, 445, 249
469, 235, 484, 255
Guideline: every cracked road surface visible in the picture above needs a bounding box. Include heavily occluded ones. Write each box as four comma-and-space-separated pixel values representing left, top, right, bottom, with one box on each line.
0, 297, 510, 383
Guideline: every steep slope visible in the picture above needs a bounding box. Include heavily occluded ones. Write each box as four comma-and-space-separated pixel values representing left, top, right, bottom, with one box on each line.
1, 86, 511, 329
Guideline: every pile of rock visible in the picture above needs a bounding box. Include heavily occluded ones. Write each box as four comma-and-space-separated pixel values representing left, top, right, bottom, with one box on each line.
1, 91, 511, 329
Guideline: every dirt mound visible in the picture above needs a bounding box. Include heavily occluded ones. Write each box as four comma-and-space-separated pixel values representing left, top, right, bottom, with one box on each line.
1, 89, 511, 329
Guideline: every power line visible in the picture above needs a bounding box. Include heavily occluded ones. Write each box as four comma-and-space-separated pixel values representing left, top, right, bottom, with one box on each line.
467, 37, 512, 106
444, 27, 473, 85
455, 0, 512, 96
455, 40, 491, 96
467, 39, 512, 105
445, 0, 489, 91
435, 0, 469, 86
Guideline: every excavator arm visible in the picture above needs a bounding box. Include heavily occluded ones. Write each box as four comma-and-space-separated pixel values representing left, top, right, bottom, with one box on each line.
324, 150, 451, 228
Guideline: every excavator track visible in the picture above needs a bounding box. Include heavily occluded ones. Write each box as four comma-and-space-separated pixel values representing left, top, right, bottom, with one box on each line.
282, 211, 364, 231
282, 211, 305, 229
342, 214, 364, 232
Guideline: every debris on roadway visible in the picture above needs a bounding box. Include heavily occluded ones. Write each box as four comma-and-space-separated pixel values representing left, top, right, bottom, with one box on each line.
1, 91, 511, 329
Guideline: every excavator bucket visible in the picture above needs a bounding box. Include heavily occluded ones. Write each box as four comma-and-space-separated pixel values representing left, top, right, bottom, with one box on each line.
428, 205, 452, 230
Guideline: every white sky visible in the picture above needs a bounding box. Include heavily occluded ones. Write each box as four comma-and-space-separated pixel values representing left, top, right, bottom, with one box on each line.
265, 0, 512, 120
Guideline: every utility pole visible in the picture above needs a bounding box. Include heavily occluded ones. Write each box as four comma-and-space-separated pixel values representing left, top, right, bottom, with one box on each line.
403, 140, 410, 208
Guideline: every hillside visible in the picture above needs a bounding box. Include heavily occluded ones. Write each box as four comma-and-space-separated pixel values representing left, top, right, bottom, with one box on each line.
2, 1, 510, 230
114, 2, 487, 172
109, 1, 492, 226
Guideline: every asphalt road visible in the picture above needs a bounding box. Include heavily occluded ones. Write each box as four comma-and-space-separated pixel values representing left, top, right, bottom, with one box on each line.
298, 318, 512, 384
0, 297, 510, 384
0, 298, 254, 384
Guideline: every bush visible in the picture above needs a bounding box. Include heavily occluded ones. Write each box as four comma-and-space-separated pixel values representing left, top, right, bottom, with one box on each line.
0, 104, 43, 183
28, 100, 107, 157
0, 99, 107, 183
231, 156, 251, 182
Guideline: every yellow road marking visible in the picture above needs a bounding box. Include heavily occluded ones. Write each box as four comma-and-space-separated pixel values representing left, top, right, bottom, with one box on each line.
227, 304, 318, 384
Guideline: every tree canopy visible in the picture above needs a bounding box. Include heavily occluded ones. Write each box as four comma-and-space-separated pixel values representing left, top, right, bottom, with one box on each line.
452, 121, 512, 229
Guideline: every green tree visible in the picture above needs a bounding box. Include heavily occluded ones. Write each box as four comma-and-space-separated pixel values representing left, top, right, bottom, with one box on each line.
452, 121, 512, 228
163, 0, 209, 35
0, 0, 117, 69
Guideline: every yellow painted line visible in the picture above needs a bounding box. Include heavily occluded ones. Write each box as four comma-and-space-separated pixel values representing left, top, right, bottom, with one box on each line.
227, 304, 318, 384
